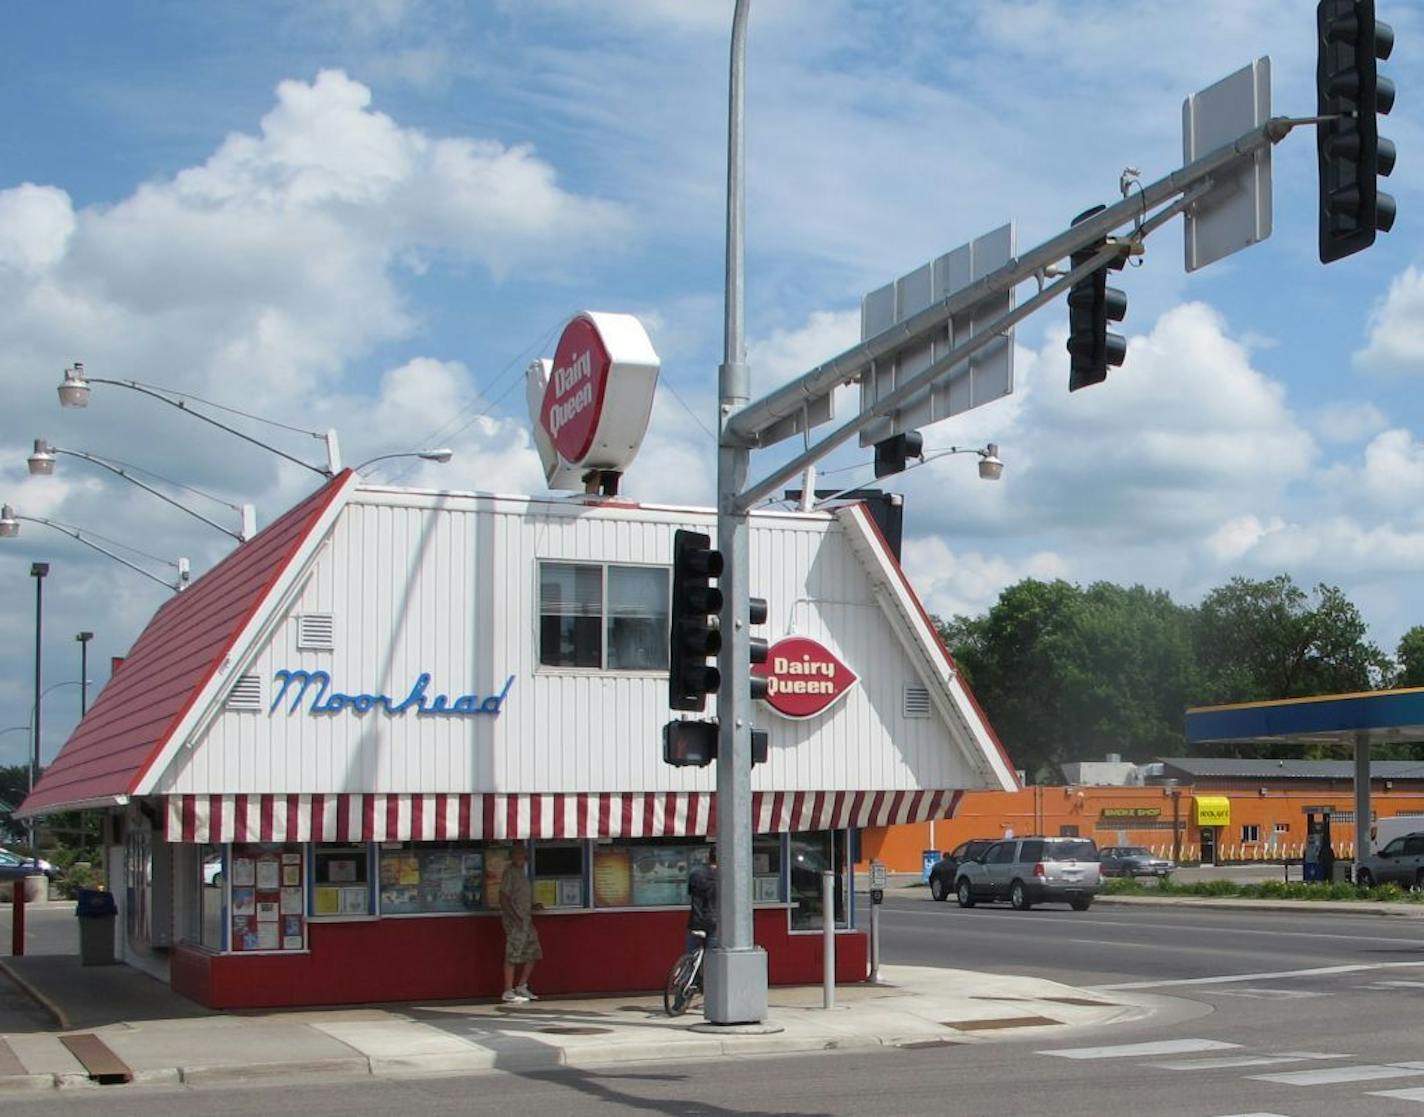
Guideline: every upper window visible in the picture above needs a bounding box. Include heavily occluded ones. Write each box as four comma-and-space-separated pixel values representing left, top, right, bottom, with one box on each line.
539, 562, 669, 671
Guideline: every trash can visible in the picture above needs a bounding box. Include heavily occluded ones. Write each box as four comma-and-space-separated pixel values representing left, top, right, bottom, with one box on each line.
75, 889, 117, 966
1332, 860, 1354, 884
921, 849, 940, 882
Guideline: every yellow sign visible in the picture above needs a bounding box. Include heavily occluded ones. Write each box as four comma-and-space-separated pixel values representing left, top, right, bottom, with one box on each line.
1195, 796, 1231, 827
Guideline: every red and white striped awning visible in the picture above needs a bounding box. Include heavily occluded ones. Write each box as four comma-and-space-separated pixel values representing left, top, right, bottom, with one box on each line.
166, 789, 964, 844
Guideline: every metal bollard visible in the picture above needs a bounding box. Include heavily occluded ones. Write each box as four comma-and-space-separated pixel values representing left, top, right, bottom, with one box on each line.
822, 870, 835, 1010
11, 880, 24, 957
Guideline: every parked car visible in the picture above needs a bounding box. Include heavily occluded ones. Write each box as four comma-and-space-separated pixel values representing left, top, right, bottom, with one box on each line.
928, 839, 996, 902
0, 854, 50, 885
1355, 830, 1424, 888
955, 836, 1101, 911
0, 850, 57, 879
1099, 846, 1174, 879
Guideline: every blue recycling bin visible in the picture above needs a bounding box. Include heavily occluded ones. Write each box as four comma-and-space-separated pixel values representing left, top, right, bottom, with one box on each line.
75, 889, 117, 966
921, 849, 940, 882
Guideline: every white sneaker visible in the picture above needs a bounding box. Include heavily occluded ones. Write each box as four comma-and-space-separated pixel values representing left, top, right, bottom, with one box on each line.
501, 989, 529, 1003
515, 984, 539, 1001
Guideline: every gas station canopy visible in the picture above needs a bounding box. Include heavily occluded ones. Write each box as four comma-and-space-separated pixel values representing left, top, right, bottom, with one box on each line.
1186, 687, 1424, 748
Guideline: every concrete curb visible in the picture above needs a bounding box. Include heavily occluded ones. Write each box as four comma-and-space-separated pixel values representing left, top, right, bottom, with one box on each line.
179, 1055, 372, 1086
0, 959, 70, 1031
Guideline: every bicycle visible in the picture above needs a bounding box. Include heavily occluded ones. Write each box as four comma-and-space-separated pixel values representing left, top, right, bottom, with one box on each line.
663, 929, 707, 1017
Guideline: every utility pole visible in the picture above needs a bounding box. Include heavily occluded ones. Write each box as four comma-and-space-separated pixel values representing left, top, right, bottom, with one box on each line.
705, 0, 769, 1029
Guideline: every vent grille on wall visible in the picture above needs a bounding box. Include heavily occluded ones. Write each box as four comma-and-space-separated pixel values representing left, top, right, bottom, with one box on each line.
297, 613, 335, 650
903, 686, 931, 718
226, 675, 263, 711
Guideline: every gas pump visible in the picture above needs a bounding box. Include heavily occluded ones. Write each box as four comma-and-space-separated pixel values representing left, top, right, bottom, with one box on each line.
1303, 810, 1335, 883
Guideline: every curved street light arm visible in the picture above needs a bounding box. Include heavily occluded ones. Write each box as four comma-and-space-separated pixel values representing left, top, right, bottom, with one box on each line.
77, 376, 329, 476
48, 447, 246, 541
353, 449, 455, 473
5, 514, 184, 591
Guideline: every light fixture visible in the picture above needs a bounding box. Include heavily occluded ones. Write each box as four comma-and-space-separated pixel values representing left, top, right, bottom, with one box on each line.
27, 438, 256, 541
977, 443, 1004, 481
55, 362, 341, 475
353, 448, 455, 473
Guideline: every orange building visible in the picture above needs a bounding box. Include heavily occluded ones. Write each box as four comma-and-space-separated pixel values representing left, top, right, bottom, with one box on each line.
859, 758, 1424, 873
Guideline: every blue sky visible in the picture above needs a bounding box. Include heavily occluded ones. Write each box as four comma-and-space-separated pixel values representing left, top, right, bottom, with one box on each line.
1, 0, 1421, 767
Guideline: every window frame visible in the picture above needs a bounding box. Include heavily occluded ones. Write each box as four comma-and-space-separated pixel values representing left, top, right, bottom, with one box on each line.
1241, 824, 1261, 843
536, 559, 670, 675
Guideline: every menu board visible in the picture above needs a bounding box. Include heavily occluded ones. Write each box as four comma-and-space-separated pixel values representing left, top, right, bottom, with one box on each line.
232, 844, 304, 952
593, 847, 632, 907
378, 846, 487, 915
631, 846, 689, 906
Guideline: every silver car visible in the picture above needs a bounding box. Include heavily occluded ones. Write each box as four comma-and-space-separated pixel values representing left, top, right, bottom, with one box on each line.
1355, 831, 1424, 888
955, 837, 1101, 911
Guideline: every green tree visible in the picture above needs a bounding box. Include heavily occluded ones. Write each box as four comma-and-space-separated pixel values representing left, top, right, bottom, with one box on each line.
1396, 626, 1424, 688
1193, 575, 1389, 705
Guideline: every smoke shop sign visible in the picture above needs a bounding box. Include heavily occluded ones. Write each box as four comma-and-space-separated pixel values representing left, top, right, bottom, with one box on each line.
270, 670, 515, 717
1100, 807, 1162, 819
753, 636, 858, 720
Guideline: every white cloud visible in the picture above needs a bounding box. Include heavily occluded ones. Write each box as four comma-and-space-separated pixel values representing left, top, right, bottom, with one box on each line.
1311, 401, 1389, 444
1355, 266, 1424, 375
0, 184, 74, 272
902, 535, 1070, 621
1204, 514, 1286, 563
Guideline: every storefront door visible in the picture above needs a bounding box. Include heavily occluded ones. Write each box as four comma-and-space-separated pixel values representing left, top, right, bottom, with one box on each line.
1201, 827, 1217, 866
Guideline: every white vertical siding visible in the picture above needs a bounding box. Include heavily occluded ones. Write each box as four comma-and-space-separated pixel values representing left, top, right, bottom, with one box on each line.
157, 489, 997, 796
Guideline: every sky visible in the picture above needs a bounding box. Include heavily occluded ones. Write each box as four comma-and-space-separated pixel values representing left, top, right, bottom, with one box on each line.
1, 0, 1421, 768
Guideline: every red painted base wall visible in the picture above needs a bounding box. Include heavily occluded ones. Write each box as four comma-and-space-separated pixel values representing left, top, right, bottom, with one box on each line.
173, 909, 868, 1009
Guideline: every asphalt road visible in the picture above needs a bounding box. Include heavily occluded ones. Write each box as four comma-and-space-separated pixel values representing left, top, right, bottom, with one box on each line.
6, 896, 1424, 1114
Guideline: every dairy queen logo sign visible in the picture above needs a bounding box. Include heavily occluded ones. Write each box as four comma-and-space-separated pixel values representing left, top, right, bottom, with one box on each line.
753, 636, 858, 720
540, 315, 612, 464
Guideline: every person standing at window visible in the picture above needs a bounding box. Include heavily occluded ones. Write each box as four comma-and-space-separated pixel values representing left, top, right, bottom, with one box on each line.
500, 845, 543, 1003
687, 845, 718, 952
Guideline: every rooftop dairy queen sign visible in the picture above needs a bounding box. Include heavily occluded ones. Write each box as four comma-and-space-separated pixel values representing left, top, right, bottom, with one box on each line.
753, 636, 858, 720
529, 311, 661, 489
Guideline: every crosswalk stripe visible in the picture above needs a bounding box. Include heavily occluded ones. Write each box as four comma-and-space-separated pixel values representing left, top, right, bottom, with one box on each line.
1369, 1087, 1424, 1103
1042, 1038, 1237, 1060
1146, 1053, 1341, 1071
1249, 1064, 1424, 1086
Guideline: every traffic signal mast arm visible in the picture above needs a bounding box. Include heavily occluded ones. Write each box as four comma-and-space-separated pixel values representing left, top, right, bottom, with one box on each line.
725, 115, 1310, 513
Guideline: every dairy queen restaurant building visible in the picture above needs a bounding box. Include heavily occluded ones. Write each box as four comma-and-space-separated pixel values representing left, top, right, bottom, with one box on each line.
20, 471, 1018, 1009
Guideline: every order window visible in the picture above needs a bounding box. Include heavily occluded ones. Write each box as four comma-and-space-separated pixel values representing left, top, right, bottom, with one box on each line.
312, 843, 372, 917
539, 561, 669, 670
378, 842, 509, 915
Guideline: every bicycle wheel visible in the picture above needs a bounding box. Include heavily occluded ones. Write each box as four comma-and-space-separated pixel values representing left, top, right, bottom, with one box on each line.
663, 951, 699, 1017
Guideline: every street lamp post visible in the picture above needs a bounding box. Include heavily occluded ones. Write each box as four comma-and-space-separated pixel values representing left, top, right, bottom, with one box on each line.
58, 363, 341, 476
29, 563, 48, 870
28, 439, 257, 541
352, 449, 455, 474
76, 633, 94, 716
1, 505, 190, 592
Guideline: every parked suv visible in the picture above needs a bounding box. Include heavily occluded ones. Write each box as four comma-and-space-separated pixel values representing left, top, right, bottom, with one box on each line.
1355, 831, 1424, 888
955, 837, 1101, 911
928, 839, 996, 902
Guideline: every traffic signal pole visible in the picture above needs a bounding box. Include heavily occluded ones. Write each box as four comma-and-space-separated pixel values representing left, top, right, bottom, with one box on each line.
705, 0, 769, 1028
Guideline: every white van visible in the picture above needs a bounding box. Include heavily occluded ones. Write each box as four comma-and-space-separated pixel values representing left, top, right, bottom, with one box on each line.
1370, 815, 1424, 853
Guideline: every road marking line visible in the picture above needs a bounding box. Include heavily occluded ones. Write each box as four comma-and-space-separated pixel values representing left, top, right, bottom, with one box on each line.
1146, 1053, 1344, 1070
1041, 1038, 1237, 1060
1097, 959, 1424, 990
1211, 988, 1328, 999
884, 905, 1424, 947
1249, 1064, 1424, 1086
1360, 980, 1424, 989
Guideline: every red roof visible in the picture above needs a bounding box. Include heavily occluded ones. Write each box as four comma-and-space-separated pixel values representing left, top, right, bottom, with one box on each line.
21, 473, 351, 815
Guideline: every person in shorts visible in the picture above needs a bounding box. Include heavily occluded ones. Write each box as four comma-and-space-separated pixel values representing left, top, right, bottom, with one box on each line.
500, 844, 542, 1003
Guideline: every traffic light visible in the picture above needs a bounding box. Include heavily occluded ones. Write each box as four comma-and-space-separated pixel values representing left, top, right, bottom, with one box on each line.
873, 431, 924, 479
1317, 0, 1396, 263
1066, 205, 1127, 392
663, 720, 718, 767
748, 595, 769, 701
661, 722, 768, 767
668, 529, 723, 712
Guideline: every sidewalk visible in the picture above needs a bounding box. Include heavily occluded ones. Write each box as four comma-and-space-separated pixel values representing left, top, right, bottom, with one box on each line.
0, 956, 1144, 1091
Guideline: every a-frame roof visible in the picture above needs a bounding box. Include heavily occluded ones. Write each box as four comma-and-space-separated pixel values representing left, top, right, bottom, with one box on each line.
19, 472, 355, 815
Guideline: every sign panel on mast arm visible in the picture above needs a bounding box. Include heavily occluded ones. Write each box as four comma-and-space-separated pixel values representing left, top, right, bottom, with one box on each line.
1182, 57, 1273, 273
859, 223, 1015, 446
